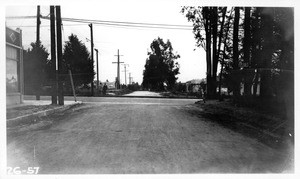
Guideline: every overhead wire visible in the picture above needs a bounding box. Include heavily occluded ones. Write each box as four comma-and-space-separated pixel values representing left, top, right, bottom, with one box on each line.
58, 17, 192, 30
6, 15, 192, 30
7, 14, 194, 55
61, 17, 192, 28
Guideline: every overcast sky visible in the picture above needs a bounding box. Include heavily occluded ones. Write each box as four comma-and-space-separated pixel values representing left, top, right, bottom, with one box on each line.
4, 0, 297, 85
5, 1, 208, 84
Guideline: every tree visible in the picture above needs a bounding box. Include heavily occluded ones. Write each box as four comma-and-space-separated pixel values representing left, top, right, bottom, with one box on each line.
142, 37, 180, 91
242, 7, 252, 96
23, 41, 50, 96
245, 7, 294, 99
62, 34, 94, 89
218, 7, 232, 100
259, 7, 275, 98
183, 6, 293, 104
232, 7, 240, 97
182, 7, 229, 98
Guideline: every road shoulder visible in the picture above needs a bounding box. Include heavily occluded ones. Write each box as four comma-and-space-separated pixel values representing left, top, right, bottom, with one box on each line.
7, 100, 82, 128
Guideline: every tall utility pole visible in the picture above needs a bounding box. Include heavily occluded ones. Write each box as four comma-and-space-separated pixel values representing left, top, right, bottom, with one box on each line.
50, 6, 57, 105
129, 73, 133, 84
89, 23, 94, 96
56, 6, 64, 105
129, 73, 131, 84
122, 64, 129, 85
112, 49, 124, 89
36, 5, 40, 43
36, 5, 41, 100
95, 48, 99, 91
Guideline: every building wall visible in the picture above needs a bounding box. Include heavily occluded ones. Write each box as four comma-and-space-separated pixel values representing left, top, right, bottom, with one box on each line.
6, 27, 23, 106
6, 93, 23, 106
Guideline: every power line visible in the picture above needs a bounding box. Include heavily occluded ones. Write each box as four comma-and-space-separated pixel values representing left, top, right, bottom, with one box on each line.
59, 17, 192, 30
6, 15, 192, 30
8, 20, 192, 31
61, 17, 192, 28
6, 15, 191, 28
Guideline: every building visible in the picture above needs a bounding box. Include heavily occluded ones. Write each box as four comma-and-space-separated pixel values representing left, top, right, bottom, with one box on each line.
6, 27, 24, 105
185, 79, 205, 93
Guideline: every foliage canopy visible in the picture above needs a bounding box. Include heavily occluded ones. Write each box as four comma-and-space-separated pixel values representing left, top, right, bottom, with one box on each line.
62, 34, 94, 88
142, 37, 180, 91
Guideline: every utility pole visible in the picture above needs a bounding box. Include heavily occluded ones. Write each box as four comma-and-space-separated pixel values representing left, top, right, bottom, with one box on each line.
36, 5, 41, 100
112, 49, 124, 89
89, 23, 94, 96
95, 48, 99, 91
129, 73, 131, 84
36, 5, 40, 43
129, 73, 133, 85
56, 6, 64, 105
122, 64, 129, 85
50, 6, 57, 105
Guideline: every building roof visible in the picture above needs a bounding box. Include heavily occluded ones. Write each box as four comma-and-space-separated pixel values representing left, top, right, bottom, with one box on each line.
185, 78, 206, 84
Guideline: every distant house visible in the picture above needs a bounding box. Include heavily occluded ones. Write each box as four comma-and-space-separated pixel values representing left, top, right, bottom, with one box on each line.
6, 27, 24, 105
104, 81, 116, 89
185, 79, 205, 93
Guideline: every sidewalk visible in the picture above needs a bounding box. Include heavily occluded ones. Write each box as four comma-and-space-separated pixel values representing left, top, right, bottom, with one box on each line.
7, 100, 82, 127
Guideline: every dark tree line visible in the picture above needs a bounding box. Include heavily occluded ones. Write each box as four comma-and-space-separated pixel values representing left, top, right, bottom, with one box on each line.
23, 34, 95, 95
181, 7, 230, 98
181, 7, 294, 102
181, 7, 294, 134
61, 34, 94, 89
23, 41, 51, 96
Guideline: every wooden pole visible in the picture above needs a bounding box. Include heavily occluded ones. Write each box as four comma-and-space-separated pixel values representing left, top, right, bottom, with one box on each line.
50, 6, 57, 105
36, 5, 41, 100
56, 6, 64, 105
89, 23, 94, 96
68, 70, 77, 102
113, 49, 124, 89
95, 48, 99, 91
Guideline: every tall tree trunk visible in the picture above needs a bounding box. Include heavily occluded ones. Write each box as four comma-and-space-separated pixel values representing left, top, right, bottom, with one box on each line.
232, 7, 240, 97
212, 7, 218, 98
250, 7, 262, 96
217, 7, 227, 59
203, 7, 212, 98
259, 7, 274, 98
217, 7, 227, 100
243, 7, 252, 96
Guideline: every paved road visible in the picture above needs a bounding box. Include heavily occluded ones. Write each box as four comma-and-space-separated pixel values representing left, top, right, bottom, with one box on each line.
123, 91, 162, 97
7, 97, 291, 174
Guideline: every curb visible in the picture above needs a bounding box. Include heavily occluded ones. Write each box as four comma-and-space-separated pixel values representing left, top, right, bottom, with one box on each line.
7, 101, 82, 127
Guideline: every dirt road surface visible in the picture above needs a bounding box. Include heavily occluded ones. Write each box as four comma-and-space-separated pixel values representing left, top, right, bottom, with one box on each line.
7, 97, 292, 174
123, 91, 163, 97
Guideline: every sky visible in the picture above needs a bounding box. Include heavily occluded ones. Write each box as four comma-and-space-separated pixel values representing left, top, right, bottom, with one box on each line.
5, 1, 208, 85
5, 0, 297, 85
